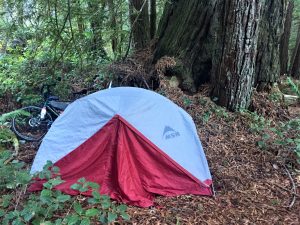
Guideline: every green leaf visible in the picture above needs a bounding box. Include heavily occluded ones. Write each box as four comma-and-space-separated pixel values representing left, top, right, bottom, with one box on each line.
56, 194, 71, 202
101, 200, 111, 209
41, 221, 53, 225
55, 219, 62, 225
99, 213, 107, 223
1, 195, 13, 208
43, 182, 52, 189
40, 189, 52, 203
87, 182, 100, 190
121, 212, 130, 221
73, 202, 83, 215
85, 208, 100, 217
70, 183, 82, 191
87, 198, 98, 204
66, 215, 80, 225
262, 133, 270, 140
50, 178, 65, 187
77, 177, 86, 183
0, 209, 5, 217
79, 186, 88, 193
12, 218, 26, 225
41, 189, 52, 197
52, 166, 60, 174
22, 211, 35, 222
117, 204, 127, 212
107, 212, 118, 223
6, 211, 16, 220
257, 140, 266, 149
92, 191, 101, 200
80, 218, 90, 225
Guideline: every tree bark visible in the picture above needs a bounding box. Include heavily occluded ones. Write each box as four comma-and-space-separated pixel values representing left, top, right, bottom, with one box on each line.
255, 0, 287, 90
154, 0, 286, 111
129, 0, 150, 50
154, 0, 218, 92
150, 0, 156, 39
280, 0, 294, 75
76, 0, 85, 36
290, 24, 300, 78
17, 1, 24, 26
88, 0, 107, 58
107, 0, 118, 56
211, 0, 263, 111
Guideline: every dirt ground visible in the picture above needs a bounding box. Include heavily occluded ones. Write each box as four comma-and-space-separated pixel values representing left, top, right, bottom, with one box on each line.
10, 84, 299, 225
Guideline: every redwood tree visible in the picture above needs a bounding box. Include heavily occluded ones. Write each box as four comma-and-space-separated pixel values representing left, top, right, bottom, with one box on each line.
154, 0, 287, 111
211, 1, 263, 110
255, 0, 287, 90
88, 0, 107, 58
290, 24, 300, 78
150, 0, 156, 39
154, 0, 217, 92
129, 0, 150, 50
280, 0, 294, 75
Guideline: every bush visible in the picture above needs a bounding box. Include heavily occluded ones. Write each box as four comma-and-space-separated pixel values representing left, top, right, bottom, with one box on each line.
0, 158, 130, 225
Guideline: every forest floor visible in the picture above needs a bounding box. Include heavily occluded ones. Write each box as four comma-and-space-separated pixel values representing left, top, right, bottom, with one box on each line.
1, 51, 300, 224
2, 81, 299, 225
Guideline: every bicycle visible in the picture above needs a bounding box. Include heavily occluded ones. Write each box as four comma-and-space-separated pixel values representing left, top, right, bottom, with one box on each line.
11, 85, 70, 142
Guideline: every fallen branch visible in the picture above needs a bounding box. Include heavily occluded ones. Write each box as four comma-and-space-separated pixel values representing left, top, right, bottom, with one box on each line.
283, 94, 299, 105
123, 0, 149, 61
265, 182, 300, 198
283, 165, 297, 208
4, 135, 20, 165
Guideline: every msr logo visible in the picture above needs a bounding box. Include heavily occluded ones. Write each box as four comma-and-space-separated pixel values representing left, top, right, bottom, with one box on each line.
163, 126, 180, 140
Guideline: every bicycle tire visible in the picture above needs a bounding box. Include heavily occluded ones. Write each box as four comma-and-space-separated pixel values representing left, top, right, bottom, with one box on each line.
12, 106, 53, 142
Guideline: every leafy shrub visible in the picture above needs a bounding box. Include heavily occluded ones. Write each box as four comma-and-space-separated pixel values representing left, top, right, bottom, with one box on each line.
0, 159, 130, 224
244, 110, 300, 166
0, 110, 30, 152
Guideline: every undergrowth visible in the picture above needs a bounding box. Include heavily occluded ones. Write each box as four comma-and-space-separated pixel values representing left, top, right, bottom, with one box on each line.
0, 113, 129, 225
0, 158, 130, 225
243, 78, 300, 166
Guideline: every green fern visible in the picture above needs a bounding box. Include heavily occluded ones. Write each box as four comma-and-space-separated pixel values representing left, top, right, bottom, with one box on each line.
0, 110, 30, 123
287, 77, 300, 97
0, 110, 27, 153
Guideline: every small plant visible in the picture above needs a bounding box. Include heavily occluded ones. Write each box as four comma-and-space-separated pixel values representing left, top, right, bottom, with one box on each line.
287, 77, 300, 97
242, 110, 300, 165
0, 160, 130, 224
0, 110, 30, 153
0, 150, 31, 189
69, 177, 130, 224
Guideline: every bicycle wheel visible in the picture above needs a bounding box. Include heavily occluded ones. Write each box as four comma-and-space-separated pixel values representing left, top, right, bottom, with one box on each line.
12, 106, 53, 141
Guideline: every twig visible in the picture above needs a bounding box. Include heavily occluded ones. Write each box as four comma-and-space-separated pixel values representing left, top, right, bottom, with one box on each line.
123, 0, 148, 61
14, 184, 28, 211
142, 76, 150, 89
265, 182, 300, 198
283, 165, 297, 208
4, 136, 20, 165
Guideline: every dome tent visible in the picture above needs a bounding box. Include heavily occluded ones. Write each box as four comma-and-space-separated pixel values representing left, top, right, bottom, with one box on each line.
30, 87, 213, 207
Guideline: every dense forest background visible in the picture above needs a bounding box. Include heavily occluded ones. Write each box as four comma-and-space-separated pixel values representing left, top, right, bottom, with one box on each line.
0, 0, 300, 224
1, 0, 300, 108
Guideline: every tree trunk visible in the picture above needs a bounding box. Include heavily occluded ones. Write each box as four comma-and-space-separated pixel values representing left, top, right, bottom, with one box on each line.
211, 1, 263, 111
17, 1, 24, 26
88, 0, 107, 59
255, 0, 287, 90
129, 0, 150, 50
107, 0, 118, 56
76, 0, 85, 36
150, 0, 156, 39
154, 0, 286, 111
154, 0, 218, 92
280, 0, 294, 75
290, 24, 300, 78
